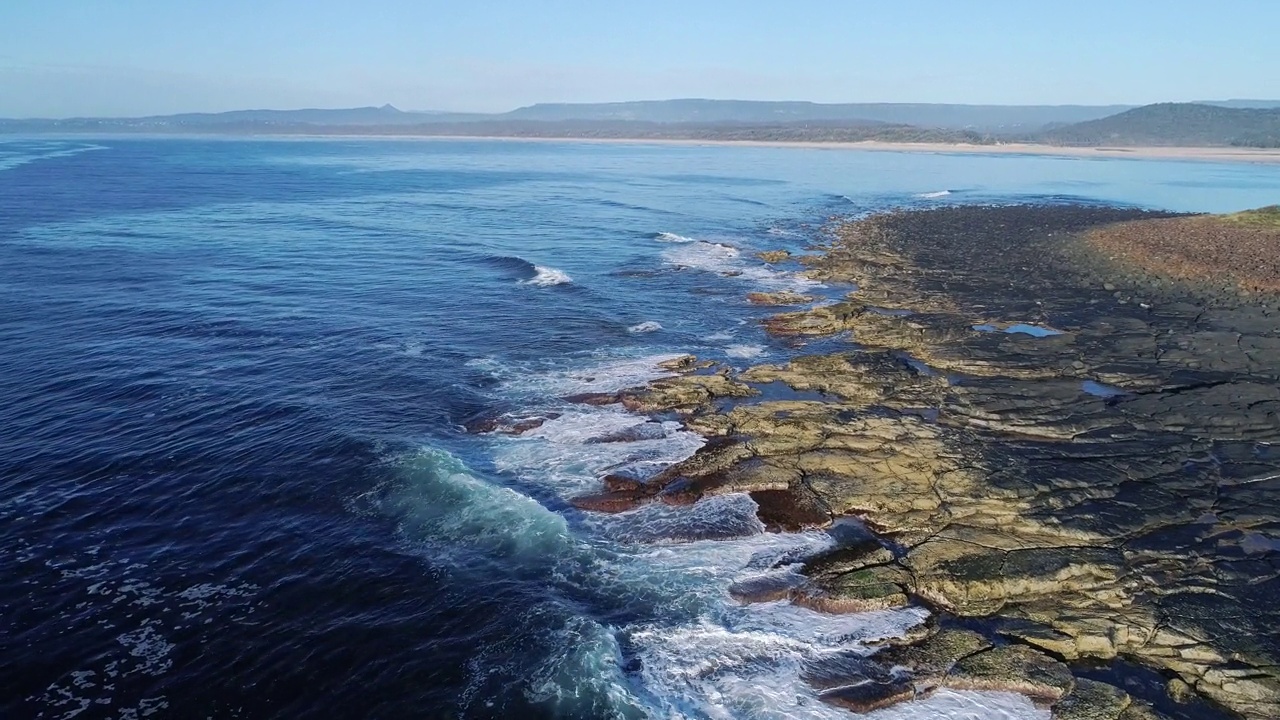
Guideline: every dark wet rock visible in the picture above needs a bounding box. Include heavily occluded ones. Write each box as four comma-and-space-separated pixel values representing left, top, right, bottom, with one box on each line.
585, 422, 669, 444
728, 571, 811, 605
819, 679, 917, 713
574, 206, 1280, 718
463, 416, 500, 434
601, 473, 645, 492
750, 486, 831, 531
944, 643, 1076, 702
801, 652, 884, 691
803, 536, 896, 578
569, 490, 650, 513
656, 477, 701, 506
563, 391, 622, 405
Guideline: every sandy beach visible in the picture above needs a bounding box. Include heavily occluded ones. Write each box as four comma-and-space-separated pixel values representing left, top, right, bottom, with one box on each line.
346, 133, 1280, 164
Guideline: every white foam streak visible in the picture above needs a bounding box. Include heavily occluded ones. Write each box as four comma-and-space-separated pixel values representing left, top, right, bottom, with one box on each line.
507, 353, 688, 397
917, 190, 952, 198
725, 344, 765, 359
661, 241, 822, 292
656, 231, 698, 243
469, 354, 1046, 719
495, 408, 703, 496
521, 265, 573, 286
0, 142, 107, 173
628, 321, 663, 334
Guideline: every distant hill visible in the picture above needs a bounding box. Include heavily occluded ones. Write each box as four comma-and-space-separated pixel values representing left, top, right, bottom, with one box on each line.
145, 104, 488, 126
1038, 103, 1280, 147
0, 117, 990, 144
6, 100, 1280, 147
502, 99, 1132, 131
0, 100, 1132, 134
1198, 99, 1280, 109
0, 105, 488, 131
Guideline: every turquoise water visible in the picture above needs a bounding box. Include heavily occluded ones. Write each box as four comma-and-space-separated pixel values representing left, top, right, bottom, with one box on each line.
2, 136, 1276, 719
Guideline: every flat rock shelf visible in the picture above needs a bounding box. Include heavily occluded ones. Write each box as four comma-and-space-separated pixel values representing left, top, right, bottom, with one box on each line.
563, 205, 1280, 720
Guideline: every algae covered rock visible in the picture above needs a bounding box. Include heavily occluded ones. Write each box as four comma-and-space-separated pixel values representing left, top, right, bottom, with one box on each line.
571, 206, 1280, 718
944, 643, 1075, 702
619, 371, 757, 412
746, 290, 814, 305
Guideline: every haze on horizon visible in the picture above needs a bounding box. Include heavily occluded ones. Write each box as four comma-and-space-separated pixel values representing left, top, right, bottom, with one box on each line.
2, 0, 1278, 119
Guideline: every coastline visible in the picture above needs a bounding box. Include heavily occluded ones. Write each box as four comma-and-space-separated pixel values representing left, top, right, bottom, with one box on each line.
438, 136, 1280, 164
11, 131, 1280, 164
247, 136, 1280, 164
554, 205, 1280, 718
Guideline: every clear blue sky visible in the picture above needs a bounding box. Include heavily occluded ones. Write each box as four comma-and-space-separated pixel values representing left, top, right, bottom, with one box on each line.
2, 0, 1277, 117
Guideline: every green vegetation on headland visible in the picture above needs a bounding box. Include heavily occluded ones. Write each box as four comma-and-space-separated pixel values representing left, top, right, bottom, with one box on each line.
1223, 205, 1280, 227
1035, 103, 1280, 147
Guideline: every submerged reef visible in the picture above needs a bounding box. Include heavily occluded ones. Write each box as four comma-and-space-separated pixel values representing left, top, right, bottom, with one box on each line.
563, 205, 1280, 719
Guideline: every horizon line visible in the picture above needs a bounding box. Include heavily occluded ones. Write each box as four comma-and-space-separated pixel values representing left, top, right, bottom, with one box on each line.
5, 97, 1280, 122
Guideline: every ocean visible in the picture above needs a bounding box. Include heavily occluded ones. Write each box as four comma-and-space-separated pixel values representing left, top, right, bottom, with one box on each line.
2, 137, 1278, 719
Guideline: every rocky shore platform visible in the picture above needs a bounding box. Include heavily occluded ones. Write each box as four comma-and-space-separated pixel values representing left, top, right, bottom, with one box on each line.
561, 204, 1280, 718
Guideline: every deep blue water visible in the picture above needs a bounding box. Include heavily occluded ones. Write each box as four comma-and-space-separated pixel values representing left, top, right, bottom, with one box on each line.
2, 137, 1278, 719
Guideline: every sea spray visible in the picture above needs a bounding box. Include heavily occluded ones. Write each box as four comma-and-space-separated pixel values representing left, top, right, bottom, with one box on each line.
521, 265, 573, 286
627, 321, 663, 334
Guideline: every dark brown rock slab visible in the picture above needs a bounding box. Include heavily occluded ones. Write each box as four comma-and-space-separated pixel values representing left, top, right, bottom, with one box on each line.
819, 679, 918, 713
944, 644, 1076, 703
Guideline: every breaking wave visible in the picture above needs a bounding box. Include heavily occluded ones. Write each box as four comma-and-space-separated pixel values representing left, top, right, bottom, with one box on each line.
461, 353, 1048, 719
655, 231, 698, 243
661, 240, 822, 292
521, 265, 573, 287
627, 321, 663, 334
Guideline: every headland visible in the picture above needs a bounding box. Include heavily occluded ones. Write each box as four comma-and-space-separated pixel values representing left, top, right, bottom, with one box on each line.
556, 204, 1280, 718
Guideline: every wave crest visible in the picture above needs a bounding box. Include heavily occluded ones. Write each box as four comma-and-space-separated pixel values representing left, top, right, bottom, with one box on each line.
627, 321, 663, 334
654, 231, 697, 243
521, 265, 573, 287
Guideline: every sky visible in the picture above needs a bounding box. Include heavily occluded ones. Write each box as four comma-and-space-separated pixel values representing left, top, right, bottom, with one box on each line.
2, 0, 1278, 117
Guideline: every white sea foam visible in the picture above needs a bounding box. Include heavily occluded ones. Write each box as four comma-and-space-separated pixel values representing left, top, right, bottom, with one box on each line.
662, 240, 743, 272
627, 321, 663, 334
656, 231, 698, 243
445, 353, 1049, 719
705, 331, 735, 341
494, 407, 704, 496
600, 492, 766, 545
725, 344, 766, 359
917, 190, 952, 198
521, 265, 573, 286
501, 352, 689, 398
0, 142, 107, 173
661, 241, 823, 292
